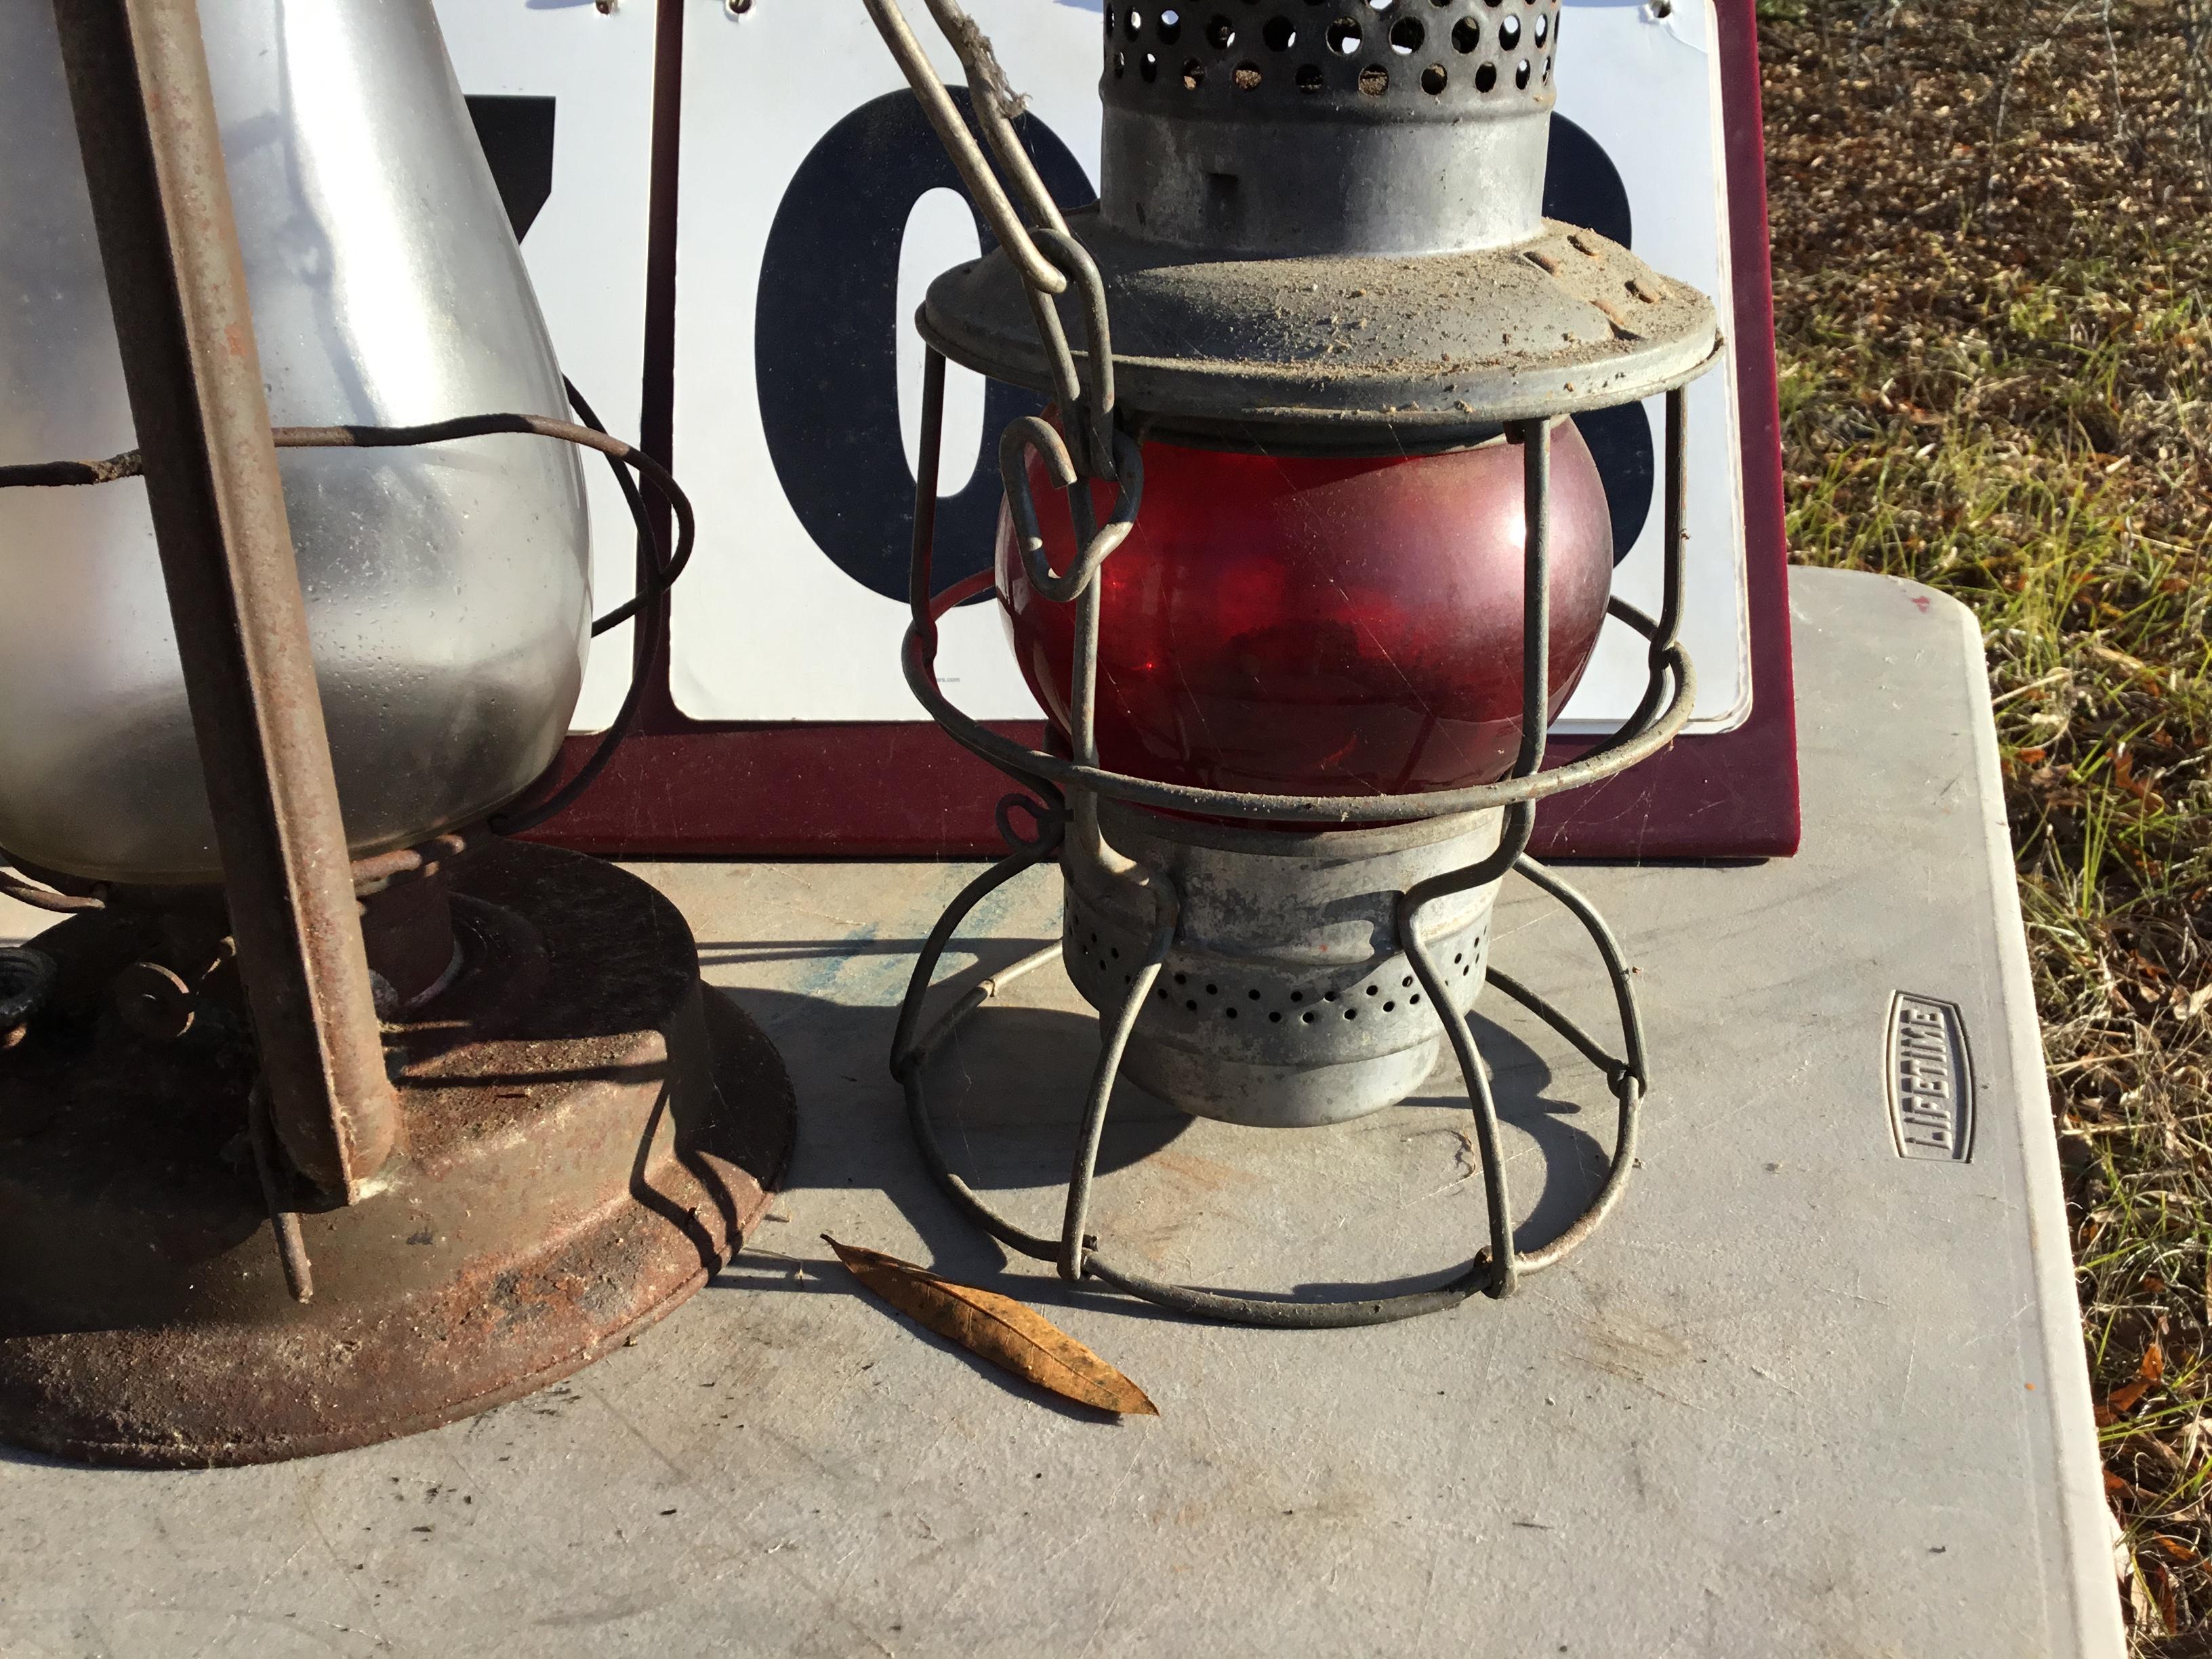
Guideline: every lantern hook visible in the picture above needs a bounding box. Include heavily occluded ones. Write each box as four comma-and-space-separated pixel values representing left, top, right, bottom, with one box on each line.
998, 417, 1145, 606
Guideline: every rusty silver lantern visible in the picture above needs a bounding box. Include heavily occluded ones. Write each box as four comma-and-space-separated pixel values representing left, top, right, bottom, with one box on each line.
0, 0, 790, 1467
868, 0, 1722, 1324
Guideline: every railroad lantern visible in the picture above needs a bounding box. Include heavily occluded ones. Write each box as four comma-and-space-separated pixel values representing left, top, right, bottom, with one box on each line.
870, 0, 1721, 1322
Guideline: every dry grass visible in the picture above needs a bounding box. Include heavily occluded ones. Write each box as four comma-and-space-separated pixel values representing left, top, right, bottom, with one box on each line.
1758, 0, 2212, 1645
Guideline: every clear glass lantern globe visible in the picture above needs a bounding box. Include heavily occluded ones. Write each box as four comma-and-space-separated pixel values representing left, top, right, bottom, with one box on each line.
0, 0, 590, 886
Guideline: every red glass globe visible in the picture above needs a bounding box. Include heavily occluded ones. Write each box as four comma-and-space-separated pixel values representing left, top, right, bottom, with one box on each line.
996, 422, 1615, 798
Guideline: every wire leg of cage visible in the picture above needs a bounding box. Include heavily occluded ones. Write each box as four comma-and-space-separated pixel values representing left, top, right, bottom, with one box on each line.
1057, 909, 1176, 1281
1492, 853, 1649, 1273
892, 848, 1065, 1262
1402, 868, 1524, 1302
892, 851, 1656, 1328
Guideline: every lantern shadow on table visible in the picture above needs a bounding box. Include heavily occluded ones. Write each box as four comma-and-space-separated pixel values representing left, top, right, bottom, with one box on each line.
700, 945, 1608, 1313
930, 996, 1606, 1309
692, 958, 1179, 1297
1391, 1010, 1610, 1256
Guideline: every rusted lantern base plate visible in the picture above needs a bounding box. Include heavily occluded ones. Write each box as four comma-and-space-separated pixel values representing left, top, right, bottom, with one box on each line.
0, 841, 795, 1468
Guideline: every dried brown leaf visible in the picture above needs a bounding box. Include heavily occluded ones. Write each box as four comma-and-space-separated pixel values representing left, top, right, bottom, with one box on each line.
823, 1236, 1159, 1416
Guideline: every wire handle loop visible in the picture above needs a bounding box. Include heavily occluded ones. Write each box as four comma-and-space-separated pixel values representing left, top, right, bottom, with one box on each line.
859, 0, 1125, 483
994, 792, 1065, 854
1030, 228, 1118, 477
920, 0, 1071, 241
999, 418, 1145, 605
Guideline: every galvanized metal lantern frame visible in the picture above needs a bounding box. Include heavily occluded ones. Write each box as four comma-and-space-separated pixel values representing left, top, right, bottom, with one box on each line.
869, 0, 1725, 1326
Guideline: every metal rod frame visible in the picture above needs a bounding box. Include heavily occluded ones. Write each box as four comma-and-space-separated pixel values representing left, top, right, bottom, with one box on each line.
51, 0, 397, 1200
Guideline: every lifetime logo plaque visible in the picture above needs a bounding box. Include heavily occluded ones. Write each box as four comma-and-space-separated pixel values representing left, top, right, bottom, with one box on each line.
1887, 993, 1975, 1162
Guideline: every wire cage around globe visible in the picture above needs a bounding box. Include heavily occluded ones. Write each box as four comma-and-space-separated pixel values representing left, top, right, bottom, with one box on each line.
895, 352, 1702, 1325
865, 0, 1720, 1326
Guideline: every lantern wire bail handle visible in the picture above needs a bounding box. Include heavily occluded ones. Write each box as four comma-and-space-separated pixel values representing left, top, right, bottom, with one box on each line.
1029, 226, 1119, 480
859, 0, 1065, 298
866, 0, 1146, 901
920, 0, 1069, 238
861, 0, 1120, 480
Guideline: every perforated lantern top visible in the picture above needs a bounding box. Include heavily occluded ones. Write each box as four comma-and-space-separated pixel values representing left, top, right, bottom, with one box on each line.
919, 0, 1723, 453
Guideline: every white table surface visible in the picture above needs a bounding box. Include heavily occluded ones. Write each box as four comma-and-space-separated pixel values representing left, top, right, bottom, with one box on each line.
0, 569, 2123, 1657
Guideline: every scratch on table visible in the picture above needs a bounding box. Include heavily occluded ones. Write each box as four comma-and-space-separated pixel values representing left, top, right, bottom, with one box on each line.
1571, 1351, 1717, 1414
1073, 1571, 1136, 1659
574, 1376, 693, 1486
291, 1474, 396, 1655
763, 863, 872, 931
181, 1533, 316, 1659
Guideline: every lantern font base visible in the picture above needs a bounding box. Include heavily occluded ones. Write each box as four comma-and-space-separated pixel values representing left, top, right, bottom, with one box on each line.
1066, 806, 1504, 1126
0, 840, 795, 1468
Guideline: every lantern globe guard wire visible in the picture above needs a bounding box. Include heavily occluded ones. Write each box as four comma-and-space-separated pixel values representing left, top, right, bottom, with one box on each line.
562, 374, 672, 641
0, 377, 694, 844
489, 377, 680, 836
888, 329, 1702, 1323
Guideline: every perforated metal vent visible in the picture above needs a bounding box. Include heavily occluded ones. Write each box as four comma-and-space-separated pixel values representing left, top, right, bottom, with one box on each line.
1103, 0, 1561, 113
1067, 914, 1490, 1046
